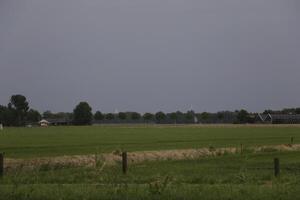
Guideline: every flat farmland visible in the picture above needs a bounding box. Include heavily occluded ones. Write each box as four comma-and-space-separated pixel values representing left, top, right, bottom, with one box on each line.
0, 125, 299, 158
1, 125, 300, 200
1, 150, 300, 200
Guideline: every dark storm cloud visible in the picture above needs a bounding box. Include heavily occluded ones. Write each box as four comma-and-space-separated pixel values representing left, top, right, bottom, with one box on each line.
0, 0, 300, 113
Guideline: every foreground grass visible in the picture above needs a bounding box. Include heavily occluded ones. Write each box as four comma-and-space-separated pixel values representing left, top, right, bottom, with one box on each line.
1, 151, 300, 199
1, 184, 300, 200
0, 125, 299, 158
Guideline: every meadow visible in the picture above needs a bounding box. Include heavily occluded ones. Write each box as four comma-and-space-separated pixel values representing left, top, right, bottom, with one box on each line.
0, 125, 299, 158
0, 125, 300, 199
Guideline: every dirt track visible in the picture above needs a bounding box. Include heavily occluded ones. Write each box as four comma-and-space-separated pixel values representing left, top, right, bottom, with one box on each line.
4, 144, 300, 171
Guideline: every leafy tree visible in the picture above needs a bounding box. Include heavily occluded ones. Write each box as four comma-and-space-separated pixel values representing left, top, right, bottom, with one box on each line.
42, 111, 72, 120
236, 109, 249, 124
118, 112, 127, 120
185, 111, 194, 121
143, 113, 154, 122
217, 112, 224, 119
55, 112, 73, 120
0, 105, 7, 125
296, 108, 300, 114
216, 111, 236, 123
200, 112, 210, 121
176, 111, 184, 123
282, 108, 296, 114
217, 112, 225, 122
155, 111, 166, 123
169, 112, 178, 123
131, 112, 141, 120
263, 109, 281, 114
0, 105, 16, 126
105, 113, 115, 120
27, 109, 41, 122
9, 94, 29, 126
94, 111, 104, 120
43, 110, 53, 119
73, 102, 93, 125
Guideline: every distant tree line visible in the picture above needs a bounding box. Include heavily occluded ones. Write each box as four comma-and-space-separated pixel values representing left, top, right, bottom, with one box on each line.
0, 95, 41, 126
1, 94, 300, 126
263, 108, 300, 115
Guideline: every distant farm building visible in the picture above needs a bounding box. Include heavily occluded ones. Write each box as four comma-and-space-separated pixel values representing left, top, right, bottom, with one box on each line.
47, 118, 71, 126
39, 118, 71, 126
39, 119, 50, 127
256, 114, 300, 124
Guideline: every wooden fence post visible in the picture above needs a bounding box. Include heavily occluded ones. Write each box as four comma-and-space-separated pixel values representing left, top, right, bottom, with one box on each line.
122, 152, 127, 174
0, 153, 3, 177
274, 158, 280, 177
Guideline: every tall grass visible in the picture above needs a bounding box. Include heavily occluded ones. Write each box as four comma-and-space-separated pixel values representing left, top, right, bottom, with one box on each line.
1, 151, 300, 199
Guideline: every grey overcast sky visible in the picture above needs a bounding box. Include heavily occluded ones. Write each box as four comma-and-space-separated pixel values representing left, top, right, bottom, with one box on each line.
0, 0, 300, 113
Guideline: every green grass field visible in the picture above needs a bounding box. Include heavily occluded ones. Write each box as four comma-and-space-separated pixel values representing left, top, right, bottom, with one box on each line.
0, 125, 299, 158
1, 125, 300, 199
1, 151, 300, 199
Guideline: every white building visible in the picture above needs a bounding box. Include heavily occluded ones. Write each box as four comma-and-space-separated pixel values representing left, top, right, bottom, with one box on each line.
39, 119, 50, 127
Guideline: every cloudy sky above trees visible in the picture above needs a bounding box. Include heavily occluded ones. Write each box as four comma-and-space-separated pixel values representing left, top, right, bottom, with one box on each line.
0, 0, 299, 113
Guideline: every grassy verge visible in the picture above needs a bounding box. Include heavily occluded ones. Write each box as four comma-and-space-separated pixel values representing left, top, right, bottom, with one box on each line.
1, 151, 300, 199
